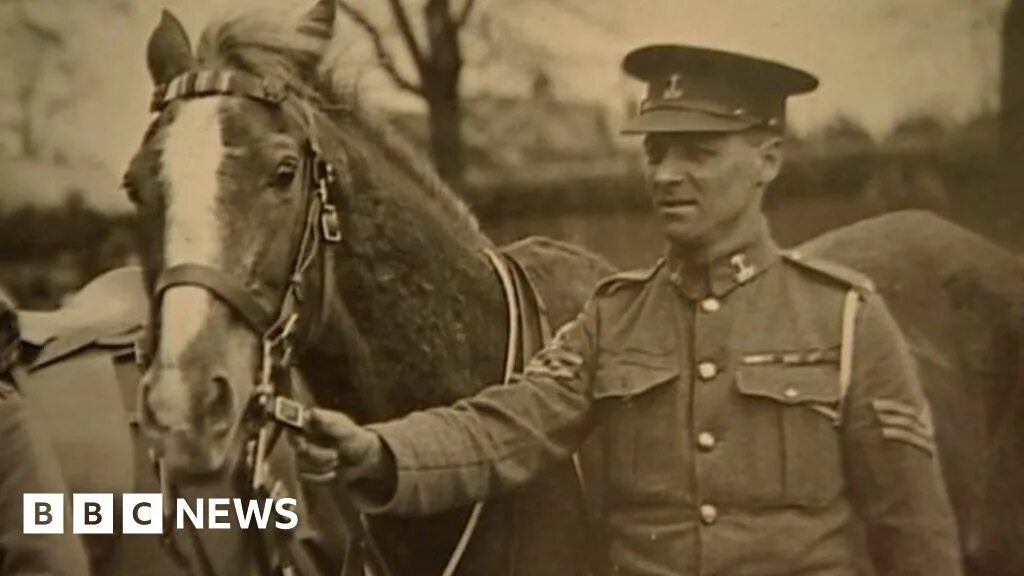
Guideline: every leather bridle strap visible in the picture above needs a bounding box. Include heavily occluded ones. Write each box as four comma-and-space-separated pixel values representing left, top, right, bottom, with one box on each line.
155, 264, 276, 334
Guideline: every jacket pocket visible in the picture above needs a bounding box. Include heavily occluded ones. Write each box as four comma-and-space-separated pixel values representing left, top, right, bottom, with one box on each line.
735, 365, 844, 507
594, 353, 680, 498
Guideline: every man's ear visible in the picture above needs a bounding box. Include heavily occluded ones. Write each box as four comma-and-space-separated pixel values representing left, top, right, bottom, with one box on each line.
757, 136, 783, 186
147, 10, 194, 86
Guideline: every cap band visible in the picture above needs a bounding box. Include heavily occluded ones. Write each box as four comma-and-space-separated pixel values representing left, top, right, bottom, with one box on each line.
639, 97, 778, 128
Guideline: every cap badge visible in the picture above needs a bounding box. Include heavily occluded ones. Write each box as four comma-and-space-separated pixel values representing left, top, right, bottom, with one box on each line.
664, 73, 685, 100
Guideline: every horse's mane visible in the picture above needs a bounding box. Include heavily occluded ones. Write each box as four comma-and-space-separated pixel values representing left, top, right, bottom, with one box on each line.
193, 9, 480, 234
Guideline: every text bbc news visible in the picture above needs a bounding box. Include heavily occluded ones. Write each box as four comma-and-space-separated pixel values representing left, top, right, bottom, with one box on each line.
23, 494, 299, 534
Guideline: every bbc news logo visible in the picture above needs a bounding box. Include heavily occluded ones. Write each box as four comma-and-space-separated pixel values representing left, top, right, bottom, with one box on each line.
24, 494, 298, 534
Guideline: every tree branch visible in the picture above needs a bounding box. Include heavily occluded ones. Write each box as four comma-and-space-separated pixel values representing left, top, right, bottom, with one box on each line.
455, 0, 478, 29
337, 1, 424, 96
385, 0, 427, 73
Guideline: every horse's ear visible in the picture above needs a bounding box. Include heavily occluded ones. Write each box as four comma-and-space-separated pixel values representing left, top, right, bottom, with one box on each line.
298, 0, 336, 42
147, 10, 195, 86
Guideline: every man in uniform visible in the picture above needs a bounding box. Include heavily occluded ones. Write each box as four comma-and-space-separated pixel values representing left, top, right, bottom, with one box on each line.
0, 289, 90, 575
295, 45, 963, 575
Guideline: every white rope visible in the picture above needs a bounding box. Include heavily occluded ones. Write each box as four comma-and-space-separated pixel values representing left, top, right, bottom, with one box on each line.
436, 249, 522, 576
836, 289, 860, 426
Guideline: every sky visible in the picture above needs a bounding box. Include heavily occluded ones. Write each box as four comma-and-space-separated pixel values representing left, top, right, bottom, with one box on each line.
42, 0, 1008, 188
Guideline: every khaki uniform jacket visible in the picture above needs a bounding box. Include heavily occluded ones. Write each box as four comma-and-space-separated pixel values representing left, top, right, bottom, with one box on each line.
366, 232, 962, 576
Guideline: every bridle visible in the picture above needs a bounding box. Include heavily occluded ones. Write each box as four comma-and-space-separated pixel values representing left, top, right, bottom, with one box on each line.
145, 67, 395, 576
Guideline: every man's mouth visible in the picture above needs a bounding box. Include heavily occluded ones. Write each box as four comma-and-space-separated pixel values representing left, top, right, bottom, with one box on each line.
658, 198, 698, 210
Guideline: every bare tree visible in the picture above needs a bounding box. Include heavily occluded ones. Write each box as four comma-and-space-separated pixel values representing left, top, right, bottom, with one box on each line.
335, 0, 614, 187
0, 2, 70, 159
0, 0, 132, 160
335, 0, 475, 186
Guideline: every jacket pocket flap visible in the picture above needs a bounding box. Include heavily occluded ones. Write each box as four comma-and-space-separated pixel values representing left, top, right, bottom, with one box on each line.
594, 354, 679, 399
736, 365, 839, 405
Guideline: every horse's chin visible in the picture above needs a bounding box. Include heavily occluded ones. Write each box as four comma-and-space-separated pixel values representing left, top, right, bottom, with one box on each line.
157, 431, 237, 482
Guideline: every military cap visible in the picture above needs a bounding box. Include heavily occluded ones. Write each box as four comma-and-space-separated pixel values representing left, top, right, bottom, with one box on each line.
621, 44, 818, 134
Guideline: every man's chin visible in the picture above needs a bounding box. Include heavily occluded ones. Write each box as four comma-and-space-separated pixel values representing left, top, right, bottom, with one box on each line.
663, 227, 707, 250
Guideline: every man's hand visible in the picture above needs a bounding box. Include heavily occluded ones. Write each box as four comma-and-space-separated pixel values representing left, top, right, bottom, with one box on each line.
292, 407, 389, 484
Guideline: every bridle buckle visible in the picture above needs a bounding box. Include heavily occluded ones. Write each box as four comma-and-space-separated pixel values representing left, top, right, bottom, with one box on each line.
321, 205, 342, 243
269, 396, 309, 433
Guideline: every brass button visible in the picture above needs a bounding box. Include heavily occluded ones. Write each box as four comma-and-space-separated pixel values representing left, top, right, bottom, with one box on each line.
699, 503, 718, 525
697, 361, 718, 380
784, 387, 799, 399
700, 298, 720, 313
697, 431, 716, 450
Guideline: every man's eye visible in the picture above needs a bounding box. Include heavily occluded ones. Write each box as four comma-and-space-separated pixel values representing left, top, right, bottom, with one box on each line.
644, 140, 668, 165
692, 147, 717, 160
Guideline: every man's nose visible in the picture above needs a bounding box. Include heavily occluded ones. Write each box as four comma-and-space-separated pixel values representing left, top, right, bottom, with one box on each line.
653, 161, 688, 190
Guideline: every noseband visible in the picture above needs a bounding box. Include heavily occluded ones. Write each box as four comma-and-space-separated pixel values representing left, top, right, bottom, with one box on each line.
146, 68, 394, 576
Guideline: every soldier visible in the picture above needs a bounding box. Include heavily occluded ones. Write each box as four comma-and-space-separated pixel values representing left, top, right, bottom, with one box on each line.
0, 288, 91, 576
295, 45, 963, 575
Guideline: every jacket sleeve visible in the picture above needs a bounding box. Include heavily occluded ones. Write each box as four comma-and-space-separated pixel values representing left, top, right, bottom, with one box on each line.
841, 293, 963, 576
360, 300, 600, 516
0, 385, 91, 576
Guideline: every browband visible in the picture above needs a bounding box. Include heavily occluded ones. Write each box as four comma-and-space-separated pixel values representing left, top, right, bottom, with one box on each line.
151, 69, 288, 112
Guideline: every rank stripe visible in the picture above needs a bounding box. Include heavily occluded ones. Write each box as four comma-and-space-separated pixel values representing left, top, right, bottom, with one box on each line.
881, 427, 935, 456
873, 398, 929, 420
872, 399, 933, 433
874, 410, 934, 437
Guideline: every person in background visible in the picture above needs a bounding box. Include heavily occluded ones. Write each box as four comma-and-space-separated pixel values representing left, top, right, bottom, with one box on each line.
295, 44, 962, 576
0, 288, 90, 575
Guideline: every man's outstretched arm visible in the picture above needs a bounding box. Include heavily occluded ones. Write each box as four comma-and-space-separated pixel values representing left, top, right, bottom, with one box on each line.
296, 302, 601, 516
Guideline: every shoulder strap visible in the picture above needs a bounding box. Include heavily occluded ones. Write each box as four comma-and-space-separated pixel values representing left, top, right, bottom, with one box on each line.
593, 260, 663, 297
783, 251, 876, 296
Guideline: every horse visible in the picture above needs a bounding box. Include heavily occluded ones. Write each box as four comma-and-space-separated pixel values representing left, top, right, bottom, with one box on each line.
797, 210, 1024, 575
128, 2, 609, 575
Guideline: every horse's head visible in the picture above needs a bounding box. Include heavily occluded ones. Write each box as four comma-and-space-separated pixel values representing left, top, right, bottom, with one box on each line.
129, 1, 344, 475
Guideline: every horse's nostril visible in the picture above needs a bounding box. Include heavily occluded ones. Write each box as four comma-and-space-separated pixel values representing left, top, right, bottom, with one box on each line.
204, 374, 234, 431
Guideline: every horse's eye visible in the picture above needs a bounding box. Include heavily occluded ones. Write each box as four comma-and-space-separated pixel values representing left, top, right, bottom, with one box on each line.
271, 160, 299, 190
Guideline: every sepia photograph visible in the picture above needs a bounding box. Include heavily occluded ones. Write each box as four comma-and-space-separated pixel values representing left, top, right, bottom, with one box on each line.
0, 0, 1020, 575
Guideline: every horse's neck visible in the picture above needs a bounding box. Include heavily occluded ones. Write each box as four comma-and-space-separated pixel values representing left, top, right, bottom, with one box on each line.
302, 145, 509, 422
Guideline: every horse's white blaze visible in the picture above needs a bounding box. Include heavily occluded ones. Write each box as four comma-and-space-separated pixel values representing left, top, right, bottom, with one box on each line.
159, 100, 225, 364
